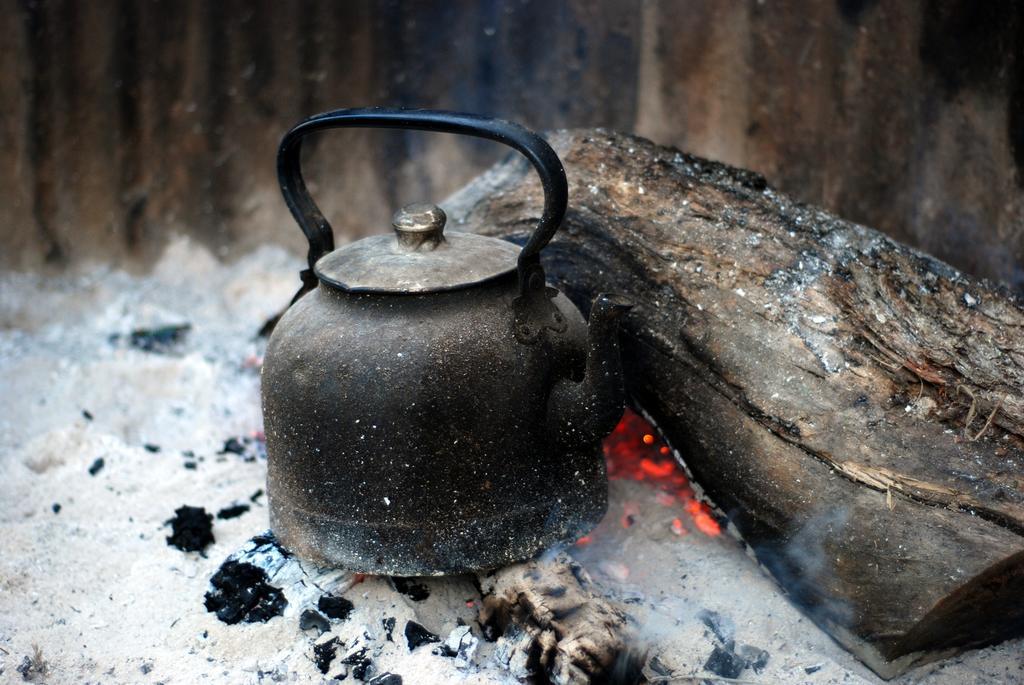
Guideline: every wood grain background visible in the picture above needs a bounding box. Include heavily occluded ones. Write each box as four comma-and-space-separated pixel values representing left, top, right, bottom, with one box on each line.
3, 0, 1022, 287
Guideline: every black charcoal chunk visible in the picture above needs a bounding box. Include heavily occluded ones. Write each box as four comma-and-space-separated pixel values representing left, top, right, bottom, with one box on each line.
220, 437, 246, 455
433, 643, 458, 658
249, 531, 289, 556
126, 323, 191, 353
204, 559, 287, 624
216, 503, 250, 520
382, 617, 396, 641
805, 663, 824, 674
391, 577, 429, 601
144, 443, 161, 453
165, 505, 214, 552
318, 594, 354, 621
51, 503, 61, 514
704, 645, 747, 679
405, 621, 440, 650
82, 409, 93, 420
299, 609, 331, 634
647, 655, 672, 677
313, 637, 339, 674
88, 457, 105, 476
218, 436, 265, 462
16, 656, 32, 679
340, 648, 372, 680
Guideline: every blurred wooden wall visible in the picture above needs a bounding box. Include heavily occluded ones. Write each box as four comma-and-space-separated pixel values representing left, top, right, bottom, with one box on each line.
3, 0, 1023, 287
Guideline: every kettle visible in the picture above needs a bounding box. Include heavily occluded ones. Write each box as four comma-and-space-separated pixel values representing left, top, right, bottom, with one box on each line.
263, 108, 630, 575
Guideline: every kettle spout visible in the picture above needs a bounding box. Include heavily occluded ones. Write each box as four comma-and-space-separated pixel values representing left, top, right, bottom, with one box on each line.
547, 293, 633, 447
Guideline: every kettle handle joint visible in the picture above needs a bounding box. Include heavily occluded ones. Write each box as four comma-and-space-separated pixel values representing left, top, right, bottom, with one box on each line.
277, 108, 568, 297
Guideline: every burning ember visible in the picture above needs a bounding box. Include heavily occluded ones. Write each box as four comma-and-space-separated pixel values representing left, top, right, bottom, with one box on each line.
598, 408, 721, 537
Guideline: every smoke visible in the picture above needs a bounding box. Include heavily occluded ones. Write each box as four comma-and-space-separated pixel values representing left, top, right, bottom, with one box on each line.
752, 504, 856, 630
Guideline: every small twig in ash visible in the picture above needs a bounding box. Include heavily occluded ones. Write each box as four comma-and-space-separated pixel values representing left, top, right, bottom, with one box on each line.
970, 395, 1005, 442
956, 385, 978, 437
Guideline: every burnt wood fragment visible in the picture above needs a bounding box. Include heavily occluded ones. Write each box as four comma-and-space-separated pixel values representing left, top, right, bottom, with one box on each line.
447, 129, 1024, 679
479, 551, 632, 683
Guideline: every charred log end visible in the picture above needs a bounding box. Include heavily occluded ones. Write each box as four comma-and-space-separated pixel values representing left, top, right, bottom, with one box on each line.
883, 551, 1024, 674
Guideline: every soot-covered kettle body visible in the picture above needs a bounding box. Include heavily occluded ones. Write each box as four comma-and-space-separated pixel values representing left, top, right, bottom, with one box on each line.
263, 108, 629, 575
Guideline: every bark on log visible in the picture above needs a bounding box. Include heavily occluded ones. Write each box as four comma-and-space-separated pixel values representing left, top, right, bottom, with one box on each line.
446, 129, 1024, 679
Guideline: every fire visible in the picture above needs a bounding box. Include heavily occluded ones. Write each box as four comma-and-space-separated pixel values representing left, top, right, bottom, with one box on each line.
602, 408, 721, 536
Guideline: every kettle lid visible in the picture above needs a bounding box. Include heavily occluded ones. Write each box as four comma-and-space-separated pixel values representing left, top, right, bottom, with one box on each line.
314, 203, 520, 293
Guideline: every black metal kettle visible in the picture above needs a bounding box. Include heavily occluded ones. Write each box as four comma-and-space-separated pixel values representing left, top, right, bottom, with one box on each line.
263, 108, 629, 575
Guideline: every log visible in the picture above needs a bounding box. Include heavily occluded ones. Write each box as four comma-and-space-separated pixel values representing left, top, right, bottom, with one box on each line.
445, 129, 1024, 679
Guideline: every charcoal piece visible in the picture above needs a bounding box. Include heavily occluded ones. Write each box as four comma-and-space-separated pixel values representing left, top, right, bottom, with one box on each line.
250, 532, 274, 546
204, 559, 287, 624
216, 503, 250, 520
805, 663, 824, 674
82, 409, 93, 421
737, 644, 770, 673
646, 655, 672, 677
704, 645, 747, 679
126, 323, 191, 353
382, 616, 396, 641
184, 461, 197, 470
340, 648, 372, 680
299, 609, 330, 634
318, 594, 354, 621
250, 489, 265, 502
313, 637, 339, 674
220, 437, 246, 455
352, 660, 372, 680
391, 577, 429, 601
166, 505, 214, 552
437, 625, 480, 663
367, 674, 402, 685
697, 609, 735, 646
143, 443, 161, 453
51, 503, 61, 514
404, 621, 440, 650
88, 457, 105, 476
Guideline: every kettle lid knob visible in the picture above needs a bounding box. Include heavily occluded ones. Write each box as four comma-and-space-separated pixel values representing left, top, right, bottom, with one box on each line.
392, 203, 446, 251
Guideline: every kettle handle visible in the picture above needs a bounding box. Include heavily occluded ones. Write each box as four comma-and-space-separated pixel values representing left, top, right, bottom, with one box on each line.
277, 107, 568, 295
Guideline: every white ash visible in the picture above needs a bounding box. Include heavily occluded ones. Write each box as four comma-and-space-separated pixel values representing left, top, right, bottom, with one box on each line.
0, 237, 1021, 684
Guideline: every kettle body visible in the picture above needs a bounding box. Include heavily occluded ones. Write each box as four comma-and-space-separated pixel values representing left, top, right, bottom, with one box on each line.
263, 108, 628, 575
